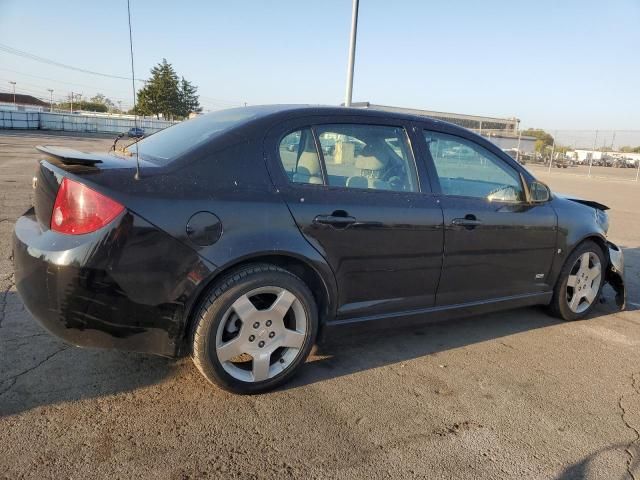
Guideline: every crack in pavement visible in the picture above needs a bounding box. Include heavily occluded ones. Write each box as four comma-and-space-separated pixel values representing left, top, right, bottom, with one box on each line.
0, 272, 16, 329
0, 346, 68, 399
619, 372, 640, 480
5, 332, 49, 342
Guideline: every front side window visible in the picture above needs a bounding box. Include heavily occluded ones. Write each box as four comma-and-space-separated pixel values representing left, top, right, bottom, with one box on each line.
424, 131, 524, 202
278, 129, 323, 185
315, 124, 418, 192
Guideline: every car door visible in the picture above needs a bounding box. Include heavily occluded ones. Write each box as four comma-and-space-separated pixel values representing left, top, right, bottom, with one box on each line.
265, 116, 444, 320
417, 128, 557, 306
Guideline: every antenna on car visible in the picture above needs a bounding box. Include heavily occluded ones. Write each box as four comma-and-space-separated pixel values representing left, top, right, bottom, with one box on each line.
127, 0, 141, 180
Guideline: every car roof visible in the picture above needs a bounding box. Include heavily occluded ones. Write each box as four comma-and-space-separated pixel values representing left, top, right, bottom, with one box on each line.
218, 104, 467, 133
223, 105, 533, 181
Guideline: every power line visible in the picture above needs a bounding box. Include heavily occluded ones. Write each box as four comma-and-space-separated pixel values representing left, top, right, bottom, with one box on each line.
0, 67, 132, 98
0, 43, 246, 111
0, 42, 144, 82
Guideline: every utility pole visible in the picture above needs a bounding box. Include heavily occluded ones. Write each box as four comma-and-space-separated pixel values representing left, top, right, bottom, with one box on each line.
588, 130, 598, 177
344, 0, 359, 107
9, 81, 16, 106
47, 89, 54, 112
611, 130, 616, 151
547, 132, 556, 173
70, 91, 73, 113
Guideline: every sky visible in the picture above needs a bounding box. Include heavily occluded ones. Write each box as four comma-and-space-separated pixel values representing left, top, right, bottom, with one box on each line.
0, 0, 638, 131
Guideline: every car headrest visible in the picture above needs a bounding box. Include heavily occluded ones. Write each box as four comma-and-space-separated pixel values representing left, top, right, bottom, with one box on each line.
297, 152, 321, 175
355, 154, 386, 170
346, 176, 369, 189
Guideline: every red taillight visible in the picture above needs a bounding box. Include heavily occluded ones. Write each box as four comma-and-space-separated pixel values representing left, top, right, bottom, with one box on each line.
51, 178, 124, 235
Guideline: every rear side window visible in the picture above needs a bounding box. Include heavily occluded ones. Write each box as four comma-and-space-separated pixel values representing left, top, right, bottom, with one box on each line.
129, 108, 259, 165
278, 129, 323, 185
424, 130, 524, 202
316, 124, 418, 192
277, 124, 419, 192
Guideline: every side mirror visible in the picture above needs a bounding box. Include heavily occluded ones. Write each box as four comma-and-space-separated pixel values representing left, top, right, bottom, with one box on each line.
529, 181, 550, 203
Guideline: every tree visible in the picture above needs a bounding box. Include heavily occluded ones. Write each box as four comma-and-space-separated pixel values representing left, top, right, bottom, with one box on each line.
134, 59, 200, 120
620, 146, 640, 153
54, 100, 108, 112
521, 129, 555, 153
90, 93, 115, 111
177, 77, 202, 117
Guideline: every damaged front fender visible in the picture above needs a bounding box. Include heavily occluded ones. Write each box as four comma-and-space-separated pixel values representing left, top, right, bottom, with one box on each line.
606, 241, 626, 310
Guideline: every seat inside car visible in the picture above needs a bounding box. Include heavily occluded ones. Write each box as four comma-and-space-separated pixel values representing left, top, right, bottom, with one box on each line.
355, 147, 391, 190
293, 152, 323, 184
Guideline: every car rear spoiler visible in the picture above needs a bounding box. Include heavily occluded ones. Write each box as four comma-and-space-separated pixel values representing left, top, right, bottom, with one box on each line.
36, 145, 104, 166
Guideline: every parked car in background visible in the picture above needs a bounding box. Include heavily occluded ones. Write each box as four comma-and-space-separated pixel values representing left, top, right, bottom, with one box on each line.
127, 127, 145, 138
553, 156, 572, 168
13, 105, 626, 394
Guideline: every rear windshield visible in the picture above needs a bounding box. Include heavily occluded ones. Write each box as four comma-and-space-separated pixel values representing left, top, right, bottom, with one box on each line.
127, 108, 258, 165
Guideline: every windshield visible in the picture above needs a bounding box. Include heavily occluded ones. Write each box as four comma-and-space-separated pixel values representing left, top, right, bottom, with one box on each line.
127, 108, 259, 165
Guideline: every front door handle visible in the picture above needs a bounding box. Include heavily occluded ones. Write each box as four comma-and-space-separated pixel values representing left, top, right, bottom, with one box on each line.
451, 215, 482, 229
313, 214, 357, 228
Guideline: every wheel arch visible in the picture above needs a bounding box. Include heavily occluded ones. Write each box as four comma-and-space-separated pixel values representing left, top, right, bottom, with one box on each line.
180, 252, 336, 354
572, 233, 609, 262
552, 233, 609, 290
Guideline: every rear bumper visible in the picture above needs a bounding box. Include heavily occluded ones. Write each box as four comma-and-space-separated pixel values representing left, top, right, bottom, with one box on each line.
13, 208, 214, 357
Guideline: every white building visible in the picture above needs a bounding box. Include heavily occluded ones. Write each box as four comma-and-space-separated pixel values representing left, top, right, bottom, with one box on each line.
566, 150, 639, 166
566, 150, 604, 164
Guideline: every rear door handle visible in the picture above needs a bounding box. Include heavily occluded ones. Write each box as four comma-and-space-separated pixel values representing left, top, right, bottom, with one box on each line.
313, 214, 357, 228
451, 216, 482, 228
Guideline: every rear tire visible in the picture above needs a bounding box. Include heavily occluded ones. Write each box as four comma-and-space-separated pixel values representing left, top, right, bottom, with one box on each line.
191, 264, 318, 394
549, 240, 605, 321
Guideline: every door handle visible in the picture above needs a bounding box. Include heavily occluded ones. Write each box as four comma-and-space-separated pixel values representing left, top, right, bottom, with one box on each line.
313, 213, 357, 228
451, 215, 482, 229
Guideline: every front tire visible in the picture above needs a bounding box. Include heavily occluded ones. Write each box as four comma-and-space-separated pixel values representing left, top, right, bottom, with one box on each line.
549, 240, 605, 321
191, 264, 318, 394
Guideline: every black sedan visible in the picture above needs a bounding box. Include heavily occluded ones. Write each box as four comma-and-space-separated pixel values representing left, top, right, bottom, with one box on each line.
13, 105, 626, 394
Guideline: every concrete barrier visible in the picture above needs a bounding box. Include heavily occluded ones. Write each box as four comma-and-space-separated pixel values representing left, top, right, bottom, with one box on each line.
0, 109, 176, 134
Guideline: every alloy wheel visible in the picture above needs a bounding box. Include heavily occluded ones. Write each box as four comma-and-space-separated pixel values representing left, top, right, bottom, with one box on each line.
215, 286, 307, 382
566, 251, 602, 314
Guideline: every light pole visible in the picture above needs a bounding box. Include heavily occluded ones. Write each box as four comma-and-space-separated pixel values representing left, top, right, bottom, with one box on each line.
70, 92, 81, 113
344, 0, 359, 107
9, 81, 16, 106
47, 89, 54, 112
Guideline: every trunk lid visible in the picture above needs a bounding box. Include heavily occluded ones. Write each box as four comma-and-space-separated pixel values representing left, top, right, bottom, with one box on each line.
32, 146, 140, 230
